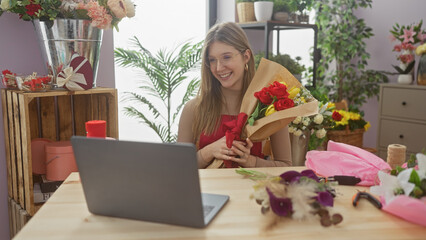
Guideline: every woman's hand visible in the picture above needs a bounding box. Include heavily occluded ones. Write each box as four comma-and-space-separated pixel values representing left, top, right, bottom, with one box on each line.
229, 138, 257, 167
206, 136, 237, 161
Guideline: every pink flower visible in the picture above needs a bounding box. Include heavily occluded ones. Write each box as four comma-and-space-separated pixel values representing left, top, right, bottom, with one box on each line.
79, 1, 112, 29
401, 43, 416, 51
107, 0, 127, 19
388, 34, 396, 42
418, 33, 426, 43
398, 54, 414, 64
401, 26, 415, 44
393, 44, 402, 52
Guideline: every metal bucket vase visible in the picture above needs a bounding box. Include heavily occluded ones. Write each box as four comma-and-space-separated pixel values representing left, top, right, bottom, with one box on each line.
290, 131, 310, 166
33, 19, 103, 89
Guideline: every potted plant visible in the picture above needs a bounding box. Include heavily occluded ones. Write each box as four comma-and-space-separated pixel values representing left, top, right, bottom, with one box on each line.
253, 0, 274, 22
272, 0, 291, 22
254, 52, 305, 79
236, 0, 256, 23
389, 21, 425, 84
312, 0, 388, 109
288, 0, 313, 23
115, 37, 203, 142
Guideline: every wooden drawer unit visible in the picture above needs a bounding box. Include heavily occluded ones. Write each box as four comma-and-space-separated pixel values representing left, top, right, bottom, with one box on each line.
381, 87, 426, 121
1, 88, 118, 217
377, 84, 426, 160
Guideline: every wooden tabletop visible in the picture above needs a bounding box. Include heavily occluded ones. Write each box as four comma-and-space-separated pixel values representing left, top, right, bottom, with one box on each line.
14, 167, 426, 240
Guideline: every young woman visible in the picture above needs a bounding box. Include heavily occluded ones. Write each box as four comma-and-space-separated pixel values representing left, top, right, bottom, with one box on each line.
178, 22, 292, 168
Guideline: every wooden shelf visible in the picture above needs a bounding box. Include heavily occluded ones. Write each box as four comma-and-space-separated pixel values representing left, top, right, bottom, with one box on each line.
1, 87, 118, 221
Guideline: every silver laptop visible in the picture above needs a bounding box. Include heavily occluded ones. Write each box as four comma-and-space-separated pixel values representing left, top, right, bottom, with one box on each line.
71, 136, 229, 228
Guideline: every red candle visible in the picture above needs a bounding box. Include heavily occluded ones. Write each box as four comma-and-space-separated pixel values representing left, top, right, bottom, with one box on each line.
85, 120, 106, 138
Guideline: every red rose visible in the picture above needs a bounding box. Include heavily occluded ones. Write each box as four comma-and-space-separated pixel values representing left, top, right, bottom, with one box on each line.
274, 98, 294, 111
267, 81, 289, 99
2, 70, 13, 75
332, 111, 342, 121
25, 3, 42, 16
254, 87, 273, 105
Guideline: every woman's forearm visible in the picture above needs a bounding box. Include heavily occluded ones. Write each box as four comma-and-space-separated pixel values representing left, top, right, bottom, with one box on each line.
197, 147, 213, 168
254, 156, 292, 167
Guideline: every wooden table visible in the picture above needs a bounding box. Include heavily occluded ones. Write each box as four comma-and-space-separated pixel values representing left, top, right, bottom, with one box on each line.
13, 167, 426, 239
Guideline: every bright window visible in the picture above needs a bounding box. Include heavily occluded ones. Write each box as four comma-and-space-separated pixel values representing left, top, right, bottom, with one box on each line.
114, 1, 206, 142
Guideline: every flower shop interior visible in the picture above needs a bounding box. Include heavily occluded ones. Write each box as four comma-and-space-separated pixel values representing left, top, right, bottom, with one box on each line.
0, 0, 426, 239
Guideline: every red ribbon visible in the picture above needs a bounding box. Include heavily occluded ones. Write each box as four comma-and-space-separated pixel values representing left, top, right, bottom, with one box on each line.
222, 113, 248, 168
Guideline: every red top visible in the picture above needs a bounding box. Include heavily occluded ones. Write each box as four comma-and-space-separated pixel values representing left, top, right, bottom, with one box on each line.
198, 115, 264, 168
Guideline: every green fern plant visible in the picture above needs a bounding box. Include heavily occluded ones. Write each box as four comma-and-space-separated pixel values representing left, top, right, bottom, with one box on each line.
114, 37, 203, 142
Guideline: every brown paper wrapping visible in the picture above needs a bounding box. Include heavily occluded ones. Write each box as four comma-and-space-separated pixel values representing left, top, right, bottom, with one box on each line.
241, 58, 318, 141
207, 58, 318, 168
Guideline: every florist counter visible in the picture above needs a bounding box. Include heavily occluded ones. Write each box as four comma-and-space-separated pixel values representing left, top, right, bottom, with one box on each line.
13, 167, 426, 240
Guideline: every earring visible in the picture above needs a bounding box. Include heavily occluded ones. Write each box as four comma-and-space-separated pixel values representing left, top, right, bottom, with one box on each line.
244, 64, 248, 71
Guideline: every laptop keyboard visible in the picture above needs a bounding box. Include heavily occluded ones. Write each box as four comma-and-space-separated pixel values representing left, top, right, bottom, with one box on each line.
203, 205, 215, 216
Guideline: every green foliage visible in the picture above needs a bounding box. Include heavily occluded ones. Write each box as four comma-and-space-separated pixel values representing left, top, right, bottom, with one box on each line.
313, 0, 389, 108
390, 152, 426, 199
273, 0, 291, 13
288, 0, 313, 13
115, 37, 203, 142
390, 20, 425, 45
254, 52, 305, 75
236, 0, 254, 3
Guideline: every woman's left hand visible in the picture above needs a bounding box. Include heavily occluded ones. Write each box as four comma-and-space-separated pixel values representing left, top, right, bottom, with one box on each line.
229, 138, 257, 167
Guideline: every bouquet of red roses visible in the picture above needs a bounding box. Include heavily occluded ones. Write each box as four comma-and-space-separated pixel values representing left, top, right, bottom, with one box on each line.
239, 58, 318, 142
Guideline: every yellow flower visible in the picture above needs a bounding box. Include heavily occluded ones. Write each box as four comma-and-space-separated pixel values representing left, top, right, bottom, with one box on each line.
327, 102, 335, 109
416, 43, 426, 56
279, 81, 287, 86
288, 87, 300, 99
364, 122, 371, 131
265, 104, 276, 116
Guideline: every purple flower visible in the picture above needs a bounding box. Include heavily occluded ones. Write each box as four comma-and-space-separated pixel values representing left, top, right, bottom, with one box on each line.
301, 169, 319, 182
266, 188, 293, 216
280, 170, 319, 183
280, 171, 301, 183
316, 191, 334, 207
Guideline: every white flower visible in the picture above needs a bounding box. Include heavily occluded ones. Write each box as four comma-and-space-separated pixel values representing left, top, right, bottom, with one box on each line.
251, 187, 269, 209
315, 128, 326, 139
302, 117, 310, 126
0, 0, 10, 10
313, 114, 324, 124
416, 153, 426, 180
294, 129, 303, 137
60, 0, 79, 11
293, 116, 302, 124
123, 0, 136, 18
288, 126, 295, 133
370, 170, 415, 204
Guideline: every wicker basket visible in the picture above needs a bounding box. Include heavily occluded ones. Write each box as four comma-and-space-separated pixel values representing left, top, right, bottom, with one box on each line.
326, 128, 364, 148
237, 2, 255, 23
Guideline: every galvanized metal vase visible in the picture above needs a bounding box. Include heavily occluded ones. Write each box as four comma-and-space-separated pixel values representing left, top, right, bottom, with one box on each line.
33, 19, 103, 88
290, 131, 310, 166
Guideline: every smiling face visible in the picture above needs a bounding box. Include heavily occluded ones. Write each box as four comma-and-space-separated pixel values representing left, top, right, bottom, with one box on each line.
207, 41, 250, 91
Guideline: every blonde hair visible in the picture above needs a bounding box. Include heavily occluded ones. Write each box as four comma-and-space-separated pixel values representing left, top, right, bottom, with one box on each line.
192, 22, 255, 141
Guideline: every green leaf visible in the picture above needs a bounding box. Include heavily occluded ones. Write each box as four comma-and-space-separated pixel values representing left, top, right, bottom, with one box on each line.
409, 170, 421, 187
235, 168, 269, 181
116, 37, 202, 142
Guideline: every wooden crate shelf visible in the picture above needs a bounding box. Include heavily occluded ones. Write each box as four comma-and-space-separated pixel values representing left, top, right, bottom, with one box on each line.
1, 87, 118, 217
